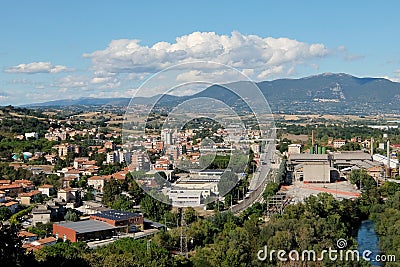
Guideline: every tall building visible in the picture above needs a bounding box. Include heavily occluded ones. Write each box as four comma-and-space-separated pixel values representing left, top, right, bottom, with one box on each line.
161, 129, 173, 145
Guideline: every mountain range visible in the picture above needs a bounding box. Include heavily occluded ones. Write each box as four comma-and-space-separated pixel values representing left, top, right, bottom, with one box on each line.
26, 73, 400, 115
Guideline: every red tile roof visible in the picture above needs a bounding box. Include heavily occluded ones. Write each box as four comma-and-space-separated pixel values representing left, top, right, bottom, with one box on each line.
19, 190, 41, 197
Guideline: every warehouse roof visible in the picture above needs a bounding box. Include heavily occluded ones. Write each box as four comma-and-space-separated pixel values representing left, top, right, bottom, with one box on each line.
55, 220, 115, 234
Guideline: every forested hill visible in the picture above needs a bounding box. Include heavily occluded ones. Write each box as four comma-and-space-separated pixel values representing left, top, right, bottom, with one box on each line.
0, 106, 49, 137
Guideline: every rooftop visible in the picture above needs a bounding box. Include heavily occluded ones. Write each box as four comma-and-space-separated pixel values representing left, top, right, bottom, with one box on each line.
18, 230, 37, 238
56, 220, 115, 234
91, 209, 142, 221
19, 190, 41, 197
289, 154, 329, 161
333, 151, 371, 161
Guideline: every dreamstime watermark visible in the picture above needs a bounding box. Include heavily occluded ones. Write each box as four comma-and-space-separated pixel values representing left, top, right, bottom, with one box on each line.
257, 238, 396, 263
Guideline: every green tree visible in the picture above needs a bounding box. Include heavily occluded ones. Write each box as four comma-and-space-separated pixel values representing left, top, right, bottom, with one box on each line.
184, 207, 197, 225
340, 142, 362, 151
0, 206, 12, 221
102, 178, 122, 206
64, 209, 79, 222
263, 182, 280, 199
0, 223, 26, 266
140, 194, 171, 222
348, 169, 376, 192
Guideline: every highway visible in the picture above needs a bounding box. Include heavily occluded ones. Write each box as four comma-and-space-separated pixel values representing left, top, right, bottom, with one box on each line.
229, 147, 281, 214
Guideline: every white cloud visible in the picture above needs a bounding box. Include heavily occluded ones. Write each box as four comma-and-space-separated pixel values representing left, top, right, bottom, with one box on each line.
4, 62, 73, 74
257, 66, 284, 79
384, 69, 400, 82
0, 92, 9, 101
83, 31, 329, 80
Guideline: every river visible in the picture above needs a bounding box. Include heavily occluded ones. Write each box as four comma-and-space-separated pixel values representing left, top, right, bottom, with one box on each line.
356, 220, 382, 266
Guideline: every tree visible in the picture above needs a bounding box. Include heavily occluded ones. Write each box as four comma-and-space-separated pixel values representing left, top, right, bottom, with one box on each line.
0, 223, 25, 266
184, 207, 197, 225
111, 195, 133, 211
102, 178, 121, 206
340, 142, 362, 151
263, 182, 280, 199
64, 209, 79, 222
83, 190, 95, 201
140, 194, 171, 222
129, 180, 145, 205
93, 153, 106, 167
0, 206, 12, 221
348, 169, 376, 192
378, 181, 400, 197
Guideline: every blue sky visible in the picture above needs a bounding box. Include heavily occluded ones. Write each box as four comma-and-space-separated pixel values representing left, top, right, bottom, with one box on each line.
1, 0, 399, 105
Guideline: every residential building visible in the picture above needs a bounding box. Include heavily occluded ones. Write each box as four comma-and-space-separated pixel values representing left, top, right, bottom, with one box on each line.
333, 140, 347, 149
31, 205, 52, 226
38, 184, 54, 197
19, 190, 42, 205
18, 230, 38, 244
288, 144, 301, 155
25, 132, 38, 140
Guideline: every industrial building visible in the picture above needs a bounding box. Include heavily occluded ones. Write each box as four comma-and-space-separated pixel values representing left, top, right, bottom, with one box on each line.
289, 150, 387, 183
292, 160, 336, 183
53, 210, 144, 243
90, 210, 144, 232
53, 220, 117, 242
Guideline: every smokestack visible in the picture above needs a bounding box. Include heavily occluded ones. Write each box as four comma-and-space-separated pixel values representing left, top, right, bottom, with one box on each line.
370, 137, 374, 156
387, 139, 390, 178
311, 130, 315, 147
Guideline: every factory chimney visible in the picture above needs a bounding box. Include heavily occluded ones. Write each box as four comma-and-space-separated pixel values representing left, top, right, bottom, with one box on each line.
387, 139, 390, 179
370, 137, 374, 156
311, 130, 315, 147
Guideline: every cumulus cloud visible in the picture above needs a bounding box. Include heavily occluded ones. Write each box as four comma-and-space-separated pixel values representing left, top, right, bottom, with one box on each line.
384, 69, 400, 83
4, 62, 73, 74
0, 92, 9, 101
83, 31, 329, 80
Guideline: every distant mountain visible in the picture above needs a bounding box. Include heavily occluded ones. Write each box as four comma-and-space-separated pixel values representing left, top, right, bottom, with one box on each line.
26, 73, 400, 114
26, 94, 180, 107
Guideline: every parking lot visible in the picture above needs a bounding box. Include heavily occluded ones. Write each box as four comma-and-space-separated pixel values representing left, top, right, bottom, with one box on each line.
282, 179, 361, 204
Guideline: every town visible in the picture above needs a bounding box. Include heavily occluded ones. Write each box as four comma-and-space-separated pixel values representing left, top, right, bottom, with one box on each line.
0, 104, 399, 266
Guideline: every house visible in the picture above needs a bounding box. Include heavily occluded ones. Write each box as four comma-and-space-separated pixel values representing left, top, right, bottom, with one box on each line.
0, 184, 23, 197
31, 205, 52, 226
19, 190, 42, 205
57, 188, 81, 204
0, 190, 5, 203
87, 175, 111, 193
13, 180, 35, 192
90, 210, 144, 232
23, 237, 57, 251
62, 175, 79, 188
288, 144, 302, 155
73, 157, 90, 169
1, 201, 19, 213
25, 132, 38, 140
333, 140, 347, 149
38, 184, 54, 197
0, 180, 11, 186
18, 230, 38, 244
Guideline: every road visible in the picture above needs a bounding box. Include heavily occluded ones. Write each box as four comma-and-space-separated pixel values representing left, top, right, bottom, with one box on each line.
229, 147, 281, 214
